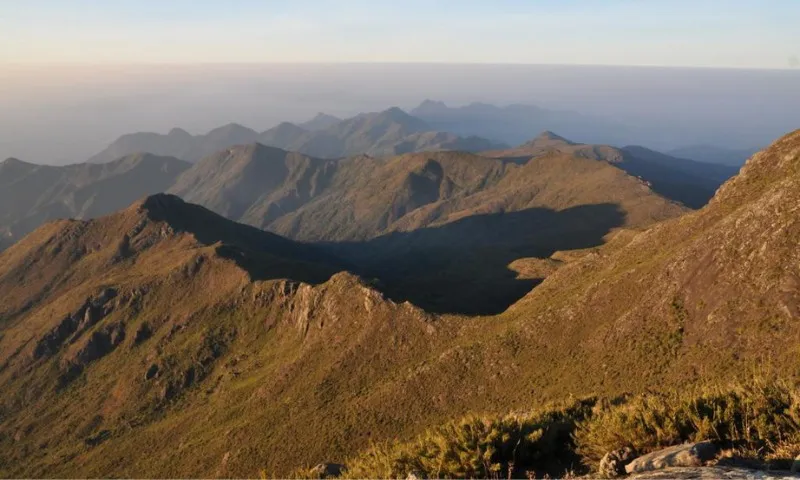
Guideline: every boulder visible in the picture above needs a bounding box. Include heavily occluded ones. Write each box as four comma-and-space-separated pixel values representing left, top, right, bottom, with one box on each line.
626, 442, 718, 474
309, 462, 343, 479
628, 465, 798, 479
600, 447, 637, 477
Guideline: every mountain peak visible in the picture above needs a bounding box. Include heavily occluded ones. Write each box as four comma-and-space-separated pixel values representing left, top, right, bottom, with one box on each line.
134, 192, 185, 211
371, 107, 430, 132
274, 121, 306, 132
2, 157, 30, 166
533, 130, 575, 145
383, 106, 411, 118
167, 127, 192, 137
298, 112, 342, 131
0, 157, 37, 173
414, 99, 448, 111
208, 122, 251, 133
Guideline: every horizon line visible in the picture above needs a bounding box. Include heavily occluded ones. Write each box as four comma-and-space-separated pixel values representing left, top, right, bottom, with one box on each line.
3, 61, 799, 72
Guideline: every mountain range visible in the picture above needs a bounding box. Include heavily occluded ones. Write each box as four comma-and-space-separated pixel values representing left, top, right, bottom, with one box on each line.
3, 128, 736, 313
410, 99, 636, 147
0, 126, 796, 477
88, 107, 506, 164
86, 102, 755, 170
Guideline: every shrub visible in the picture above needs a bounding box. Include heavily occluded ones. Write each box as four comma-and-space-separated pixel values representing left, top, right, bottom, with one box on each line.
575, 380, 800, 467
342, 398, 596, 479
284, 380, 800, 478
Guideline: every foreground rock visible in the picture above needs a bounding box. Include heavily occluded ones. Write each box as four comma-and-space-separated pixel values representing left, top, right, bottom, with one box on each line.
625, 442, 718, 474
309, 463, 343, 479
628, 466, 800, 479
600, 447, 637, 477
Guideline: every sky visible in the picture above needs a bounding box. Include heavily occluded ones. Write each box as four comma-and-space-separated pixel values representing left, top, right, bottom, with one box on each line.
1, 0, 799, 68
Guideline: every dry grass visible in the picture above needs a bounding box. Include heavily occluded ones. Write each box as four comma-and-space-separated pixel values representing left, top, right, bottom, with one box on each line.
334, 380, 800, 479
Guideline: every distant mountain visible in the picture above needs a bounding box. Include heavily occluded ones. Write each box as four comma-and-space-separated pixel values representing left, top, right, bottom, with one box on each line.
90, 108, 503, 163
411, 99, 635, 146
169, 144, 336, 227
488, 131, 740, 208
666, 144, 761, 166
255, 107, 505, 158
0, 154, 190, 249
88, 124, 261, 163
298, 112, 342, 131
258, 122, 309, 148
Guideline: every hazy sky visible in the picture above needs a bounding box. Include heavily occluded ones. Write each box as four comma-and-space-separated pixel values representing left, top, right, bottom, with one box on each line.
1, 0, 799, 68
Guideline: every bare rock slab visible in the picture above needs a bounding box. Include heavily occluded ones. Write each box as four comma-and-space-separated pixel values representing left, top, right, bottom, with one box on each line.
628, 466, 800, 479
626, 442, 718, 474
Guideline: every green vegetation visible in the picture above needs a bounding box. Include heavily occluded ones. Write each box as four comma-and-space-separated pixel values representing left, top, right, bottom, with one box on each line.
339, 398, 594, 479
330, 380, 800, 479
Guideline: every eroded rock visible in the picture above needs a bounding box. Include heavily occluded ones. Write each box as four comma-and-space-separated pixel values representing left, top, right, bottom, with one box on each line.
600, 446, 637, 477
309, 463, 343, 479
626, 442, 718, 475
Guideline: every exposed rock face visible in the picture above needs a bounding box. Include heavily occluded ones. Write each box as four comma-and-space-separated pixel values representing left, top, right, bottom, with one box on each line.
32, 288, 118, 359
626, 442, 718, 474
600, 447, 637, 477
628, 466, 799, 479
309, 463, 343, 479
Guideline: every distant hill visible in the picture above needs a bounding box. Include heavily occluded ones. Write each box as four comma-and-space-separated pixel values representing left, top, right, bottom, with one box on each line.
666, 144, 761, 166
411, 99, 635, 146
257, 107, 506, 158
89, 108, 504, 163
88, 124, 261, 164
298, 112, 342, 131
0, 154, 190, 249
487, 131, 740, 208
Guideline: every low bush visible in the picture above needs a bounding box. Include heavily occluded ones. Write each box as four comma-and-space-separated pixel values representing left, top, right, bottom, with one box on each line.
341, 398, 595, 479
290, 380, 800, 478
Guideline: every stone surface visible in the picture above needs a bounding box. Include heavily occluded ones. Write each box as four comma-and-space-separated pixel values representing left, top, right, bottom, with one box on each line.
626, 442, 718, 474
309, 462, 343, 479
600, 447, 637, 477
628, 466, 800, 479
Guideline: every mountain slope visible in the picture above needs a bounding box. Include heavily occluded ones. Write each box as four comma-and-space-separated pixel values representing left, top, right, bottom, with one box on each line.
495, 128, 800, 394
259, 122, 309, 149
488, 131, 740, 208
0, 154, 190, 249
0, 194, 442, 478
168, 144, 338, 226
